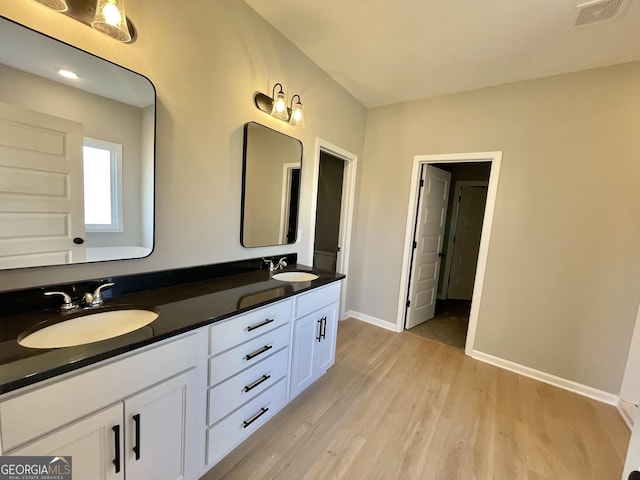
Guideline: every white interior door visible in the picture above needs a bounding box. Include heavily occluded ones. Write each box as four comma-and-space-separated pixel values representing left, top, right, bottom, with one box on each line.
405, 165, 451, 329
0, 101, 85, 268
447, 185, 488, 300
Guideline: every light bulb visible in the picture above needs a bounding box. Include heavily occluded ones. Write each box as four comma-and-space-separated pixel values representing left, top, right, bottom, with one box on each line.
92, 0, 131, 42
102, 2, 122, 26
288, 95, 304, 127
271, 85, 289, 120
58, 69, 78, 79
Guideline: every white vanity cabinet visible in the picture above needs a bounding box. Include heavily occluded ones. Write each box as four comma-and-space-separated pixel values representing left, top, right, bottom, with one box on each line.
290, 282, 341, 399
0, 278, 344, 477
205, 298, 292, 468
9, 403, 125, 480
0, 331, 206, 480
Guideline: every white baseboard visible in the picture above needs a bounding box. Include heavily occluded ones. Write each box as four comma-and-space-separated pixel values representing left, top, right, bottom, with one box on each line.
345, 310, 398, 332
618, 400, 636, 430
470, 349, 619, 406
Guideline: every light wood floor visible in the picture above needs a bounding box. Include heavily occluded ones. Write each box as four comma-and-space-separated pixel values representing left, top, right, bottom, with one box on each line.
201, 319, 630, 480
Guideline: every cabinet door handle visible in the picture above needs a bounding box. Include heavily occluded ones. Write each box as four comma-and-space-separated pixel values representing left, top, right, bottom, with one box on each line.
112, 425, 121, 473
244, 374, 272, 393
246, 318, 275, 332
321, 316, 327, 340
242, 407, 269, 429
133, 413, 141, 460
245, 345, 273, 361
316, 318, 323, 342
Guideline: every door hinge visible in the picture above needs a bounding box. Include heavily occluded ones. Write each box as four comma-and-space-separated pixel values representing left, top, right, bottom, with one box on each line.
413, 241, 417, 249
406, 300, 411, 308
419, 179, 424, 187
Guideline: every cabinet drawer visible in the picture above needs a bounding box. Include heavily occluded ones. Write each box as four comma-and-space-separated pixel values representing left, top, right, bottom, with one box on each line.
295, 281, 341, 318
209, 324, 290, 386
206, 378, 287, 467
209, 299, 292, 355
208, 347, 288, 426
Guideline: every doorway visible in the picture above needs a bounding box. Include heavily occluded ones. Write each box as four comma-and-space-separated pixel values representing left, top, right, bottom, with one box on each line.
404, 164, 490, 349
396, 152, 502, 356
309, 139, 358, 319
441, 181, 489, 300
313, 152, 344, 272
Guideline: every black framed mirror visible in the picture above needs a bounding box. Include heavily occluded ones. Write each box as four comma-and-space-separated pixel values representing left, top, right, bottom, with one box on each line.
241, 122, 303, 247
0, 16, 155, 270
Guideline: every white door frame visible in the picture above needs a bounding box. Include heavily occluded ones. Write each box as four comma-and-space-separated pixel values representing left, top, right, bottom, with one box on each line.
439, 180, 489, 300
396, 152, 502, 356
620, 300, 640, 406
308, 138, 358, 320
279, 162, 300, 244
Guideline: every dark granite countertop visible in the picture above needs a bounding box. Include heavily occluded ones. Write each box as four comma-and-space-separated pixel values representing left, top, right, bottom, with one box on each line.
0, 264, 344, 395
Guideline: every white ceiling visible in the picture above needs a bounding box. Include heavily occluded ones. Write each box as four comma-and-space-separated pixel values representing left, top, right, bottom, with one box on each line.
244, 0, 640, 107
0, 17, 154, 108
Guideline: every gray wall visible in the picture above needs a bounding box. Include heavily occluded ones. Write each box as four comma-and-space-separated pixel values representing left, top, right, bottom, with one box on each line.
0, 0, 367, 289
350, 62, 640, 394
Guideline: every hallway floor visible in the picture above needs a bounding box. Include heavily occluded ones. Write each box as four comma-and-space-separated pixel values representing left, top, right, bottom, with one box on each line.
406, 299, 471, 350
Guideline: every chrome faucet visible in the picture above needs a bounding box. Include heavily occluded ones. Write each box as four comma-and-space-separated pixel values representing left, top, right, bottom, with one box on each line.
263, 257, 288, 272
44, 291, 78, 311
44, 281, 115, 312
84, 282, 115, 307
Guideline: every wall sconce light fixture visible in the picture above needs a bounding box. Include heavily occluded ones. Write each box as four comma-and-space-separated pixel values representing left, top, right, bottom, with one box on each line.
254, 83, 305, 127
35, 0, 69, 12
32, 0, 136, 43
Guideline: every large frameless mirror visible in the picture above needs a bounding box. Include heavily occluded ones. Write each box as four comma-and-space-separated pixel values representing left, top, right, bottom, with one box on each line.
0, 16, 155, 270
241, 122, 302, 247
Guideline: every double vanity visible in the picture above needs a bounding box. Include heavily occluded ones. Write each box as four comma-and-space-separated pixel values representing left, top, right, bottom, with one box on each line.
0, 15, 329, 480
0, 257, 343, 479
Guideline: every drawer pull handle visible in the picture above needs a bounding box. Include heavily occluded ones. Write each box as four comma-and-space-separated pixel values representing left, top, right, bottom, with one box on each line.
112, 425, 121, 473
132, 413, 141, 460
316, 318, 323, 342
247, 318, 275, 332
243, 407, 269, 429
244, 374, 271, 393
245, 345, 273, 361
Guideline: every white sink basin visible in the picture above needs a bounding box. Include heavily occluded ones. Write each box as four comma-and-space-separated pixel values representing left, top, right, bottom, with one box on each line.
19, 308, 159, 349
272, 271, 319, 282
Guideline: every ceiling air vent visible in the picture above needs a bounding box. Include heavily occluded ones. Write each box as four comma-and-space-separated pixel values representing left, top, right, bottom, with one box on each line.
575, 0, 624, 25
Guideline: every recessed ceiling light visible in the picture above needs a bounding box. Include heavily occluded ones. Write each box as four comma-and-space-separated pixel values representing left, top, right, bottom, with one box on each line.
58, 69, 78, 80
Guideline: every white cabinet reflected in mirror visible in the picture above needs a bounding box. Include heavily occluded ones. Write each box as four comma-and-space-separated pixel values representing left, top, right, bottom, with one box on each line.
0, 17, 155, 270
241, 122, 302, 247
